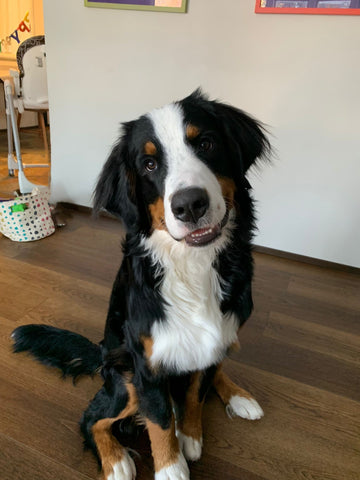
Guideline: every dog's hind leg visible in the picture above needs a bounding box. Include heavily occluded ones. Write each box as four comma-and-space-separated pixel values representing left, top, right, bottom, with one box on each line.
92, 415, 137, 480
81, 376, 138, 480
213, 363, 264, 420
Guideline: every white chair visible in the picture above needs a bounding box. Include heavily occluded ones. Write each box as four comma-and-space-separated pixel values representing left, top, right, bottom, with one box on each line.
5, 35, 50, 193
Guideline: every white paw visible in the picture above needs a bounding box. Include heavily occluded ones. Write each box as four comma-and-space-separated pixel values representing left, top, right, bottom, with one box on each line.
176, 431, 203, 461
107, 451, 136, 480
155, 453, 190, 480
226, 395, 264, 420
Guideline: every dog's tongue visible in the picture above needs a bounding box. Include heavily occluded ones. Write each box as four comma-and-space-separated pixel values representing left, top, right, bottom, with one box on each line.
185, 225, 221, 246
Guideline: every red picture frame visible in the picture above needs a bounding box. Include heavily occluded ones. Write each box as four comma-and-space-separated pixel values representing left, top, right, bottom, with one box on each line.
255, 0, 360, 15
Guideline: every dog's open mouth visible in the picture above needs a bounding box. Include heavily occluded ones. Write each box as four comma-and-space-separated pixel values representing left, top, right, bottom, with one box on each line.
185, 225, 221, 246
184, 209, 230, 247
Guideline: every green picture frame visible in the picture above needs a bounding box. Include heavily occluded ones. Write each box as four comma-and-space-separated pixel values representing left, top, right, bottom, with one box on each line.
84, 0, 187, 13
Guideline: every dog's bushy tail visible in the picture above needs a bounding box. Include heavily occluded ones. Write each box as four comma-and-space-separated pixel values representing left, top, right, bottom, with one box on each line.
12, 324, 102, 379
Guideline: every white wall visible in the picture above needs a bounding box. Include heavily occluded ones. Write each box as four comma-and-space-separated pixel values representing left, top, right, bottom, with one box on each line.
43, 0, 360, 268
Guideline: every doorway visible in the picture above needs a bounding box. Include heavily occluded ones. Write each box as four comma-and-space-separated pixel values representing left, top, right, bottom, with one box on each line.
0, 0, 49, 198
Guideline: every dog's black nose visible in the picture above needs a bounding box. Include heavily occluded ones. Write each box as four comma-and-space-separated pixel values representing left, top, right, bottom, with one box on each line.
171, 187, 209, 223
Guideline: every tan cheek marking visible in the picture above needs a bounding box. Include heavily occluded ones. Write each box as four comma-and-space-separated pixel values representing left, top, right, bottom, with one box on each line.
149, 197, 167, 231
146, 417, 179, 472
186, 124, 200, 140
91, 382, 139, 477
217, 176, 236, 209
179, 372, 203, 441
144, 141, 157, 156
213, 364, 252, 404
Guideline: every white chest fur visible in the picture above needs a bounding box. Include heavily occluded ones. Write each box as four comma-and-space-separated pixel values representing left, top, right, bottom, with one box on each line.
141, 230, 239, 373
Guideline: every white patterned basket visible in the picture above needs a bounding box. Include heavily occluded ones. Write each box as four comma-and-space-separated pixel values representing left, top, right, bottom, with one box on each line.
0, 188, 55, 242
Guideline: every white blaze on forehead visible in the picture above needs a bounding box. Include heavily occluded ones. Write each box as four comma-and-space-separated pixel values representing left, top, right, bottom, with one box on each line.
147, 103, 217, 191
147, 103, 186, 160
147, 103, 226, 239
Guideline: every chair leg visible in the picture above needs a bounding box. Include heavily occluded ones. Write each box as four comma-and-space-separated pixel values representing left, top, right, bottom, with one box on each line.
17, 112, 22, 130
38, 111, 49, 158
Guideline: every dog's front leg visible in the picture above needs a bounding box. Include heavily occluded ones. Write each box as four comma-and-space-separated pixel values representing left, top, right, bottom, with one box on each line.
175, 369, 215, 462
136, 375, 189, 480
146, 415, 189, 480
213, 363, 264, 420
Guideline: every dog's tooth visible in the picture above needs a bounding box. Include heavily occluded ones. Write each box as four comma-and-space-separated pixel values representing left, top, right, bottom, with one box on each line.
190, 227, 216, 239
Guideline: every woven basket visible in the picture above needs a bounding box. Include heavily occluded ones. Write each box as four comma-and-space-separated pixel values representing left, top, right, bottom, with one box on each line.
0, 188, 55, 242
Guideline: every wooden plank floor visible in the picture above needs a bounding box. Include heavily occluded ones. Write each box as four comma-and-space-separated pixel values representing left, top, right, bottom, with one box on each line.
0, 207, 359, 480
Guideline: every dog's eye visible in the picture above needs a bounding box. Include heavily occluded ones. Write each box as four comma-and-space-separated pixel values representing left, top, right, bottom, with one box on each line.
144, 158, 157, 173
199, 137, 214, 152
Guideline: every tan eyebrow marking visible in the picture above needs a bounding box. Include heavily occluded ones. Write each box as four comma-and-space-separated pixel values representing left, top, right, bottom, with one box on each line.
186, 124, 200, 140
144, 141, 157, 156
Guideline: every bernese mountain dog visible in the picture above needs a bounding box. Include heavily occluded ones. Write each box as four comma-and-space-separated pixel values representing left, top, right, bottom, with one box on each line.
12, 89, 270, 480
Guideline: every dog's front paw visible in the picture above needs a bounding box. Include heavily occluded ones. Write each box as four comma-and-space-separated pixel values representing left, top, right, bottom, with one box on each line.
155, 452, 190, 480
226, 396, 264, 420
105, 451, 136, 480
177, 431, 203, 461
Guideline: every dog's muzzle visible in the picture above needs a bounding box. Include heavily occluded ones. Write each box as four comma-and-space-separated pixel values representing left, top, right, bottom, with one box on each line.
170, 187, 228, 247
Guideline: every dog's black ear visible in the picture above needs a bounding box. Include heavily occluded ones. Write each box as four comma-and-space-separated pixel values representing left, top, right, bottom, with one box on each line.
93, 122, 138, 229
214, 102, 271, 174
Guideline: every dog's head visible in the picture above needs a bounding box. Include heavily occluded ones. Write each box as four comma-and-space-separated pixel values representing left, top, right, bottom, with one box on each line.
94, 89, 270, 246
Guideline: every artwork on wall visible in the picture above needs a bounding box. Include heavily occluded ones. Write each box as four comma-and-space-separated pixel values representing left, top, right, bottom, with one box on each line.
255, 0, 360, 14
84, 0, 187, 13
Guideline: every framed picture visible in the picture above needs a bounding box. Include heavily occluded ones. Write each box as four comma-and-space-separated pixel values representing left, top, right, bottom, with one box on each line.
255, 0, 360, 14
84, 0, 187, 13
